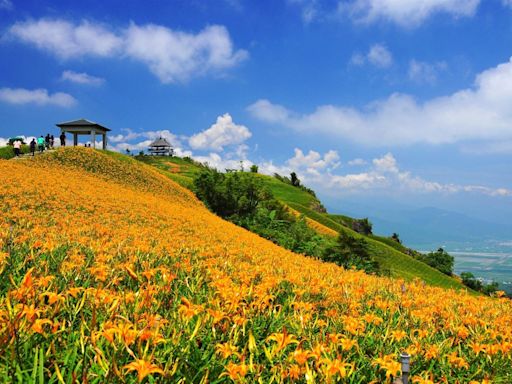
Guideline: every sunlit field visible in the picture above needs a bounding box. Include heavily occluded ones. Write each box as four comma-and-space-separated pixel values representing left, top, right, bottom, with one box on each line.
0, 148, 511, 383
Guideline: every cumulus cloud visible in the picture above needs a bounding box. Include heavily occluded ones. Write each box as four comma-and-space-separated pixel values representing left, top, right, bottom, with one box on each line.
124, 23, 248, 83
193, 152, 253, 171
109, 128, 192, 156
9, 19, 122, 59
329, 153, 511, 196
0, 87, 76, 107
256, 150, 511, 197
61, 70, 105, 85
98, 122, 511, 198
339, 0, 480, 27
248, 57, 512, 149
189, 113, 251, 151
8, 18, 247, 83
408, 60, 447, 84
286, 148, 340, 176
351, 44, 393, 68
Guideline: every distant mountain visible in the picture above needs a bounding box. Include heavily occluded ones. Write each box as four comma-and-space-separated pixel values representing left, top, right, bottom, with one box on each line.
327, 203, 512, 249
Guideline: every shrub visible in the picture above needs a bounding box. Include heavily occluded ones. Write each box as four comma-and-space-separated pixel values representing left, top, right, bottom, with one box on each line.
322, 232, 379, 274
352, 218, 373, 235
461, 272, 499, 295
416, 248, 454, 276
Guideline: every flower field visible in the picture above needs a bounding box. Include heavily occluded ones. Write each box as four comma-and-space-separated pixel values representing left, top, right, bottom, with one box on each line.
0, 148, 511, 383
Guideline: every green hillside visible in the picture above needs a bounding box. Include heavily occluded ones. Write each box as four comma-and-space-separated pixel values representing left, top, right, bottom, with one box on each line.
135, 154, 466, 290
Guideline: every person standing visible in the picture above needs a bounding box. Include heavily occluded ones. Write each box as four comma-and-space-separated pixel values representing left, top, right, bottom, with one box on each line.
30, 138, 36, 156
60, 132, 66, 147
13, 139, 22, 157
37, 135, 45, 152
50, 135, 54, 149
45, 134, 50, 150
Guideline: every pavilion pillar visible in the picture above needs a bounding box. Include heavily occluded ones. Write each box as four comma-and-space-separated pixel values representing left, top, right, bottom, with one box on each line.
91, 130, 96, 149
102, 134, 106, 150
73, 133, 78, 146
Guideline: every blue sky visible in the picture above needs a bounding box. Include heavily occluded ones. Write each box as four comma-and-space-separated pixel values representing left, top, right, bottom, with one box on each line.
1, 0, 512, 232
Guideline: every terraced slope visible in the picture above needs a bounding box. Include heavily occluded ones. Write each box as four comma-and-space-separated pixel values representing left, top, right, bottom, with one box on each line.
136, 155, 464, 290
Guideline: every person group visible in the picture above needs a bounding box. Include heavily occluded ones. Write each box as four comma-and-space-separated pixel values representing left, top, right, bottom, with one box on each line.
16, 133, 67, 157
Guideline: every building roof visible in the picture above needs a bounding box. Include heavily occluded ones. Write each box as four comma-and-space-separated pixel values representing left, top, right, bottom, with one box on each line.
56, 118, 111, 132
149, 137, 172, 148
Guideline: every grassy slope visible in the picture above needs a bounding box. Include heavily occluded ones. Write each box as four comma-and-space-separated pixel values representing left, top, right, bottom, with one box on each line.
5, 148, 511, 383
134, 155, 464, 290
0, 145, 30, 159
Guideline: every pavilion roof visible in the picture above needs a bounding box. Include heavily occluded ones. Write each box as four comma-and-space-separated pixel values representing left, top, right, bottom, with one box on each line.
149, 137, 172, 147
56, 118, 111, 132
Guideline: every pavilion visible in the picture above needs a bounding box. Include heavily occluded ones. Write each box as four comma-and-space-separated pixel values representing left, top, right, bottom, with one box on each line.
148, 137, 173, 156
56, 119, 110, 149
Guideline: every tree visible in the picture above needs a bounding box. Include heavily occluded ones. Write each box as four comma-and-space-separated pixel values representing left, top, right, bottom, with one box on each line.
322, 232, 379, 274
250, 164, 259, 173
419, 248, 454, 276
193, 168, 270, 219
391, 233, 401, 244
290, 172, 300, 187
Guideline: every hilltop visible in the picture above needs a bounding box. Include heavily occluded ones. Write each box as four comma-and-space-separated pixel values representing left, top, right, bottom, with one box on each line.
0, 147, 511, 383
137, 155, 465, 290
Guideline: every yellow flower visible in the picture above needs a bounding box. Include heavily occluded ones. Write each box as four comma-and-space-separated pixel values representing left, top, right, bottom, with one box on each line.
221, 362, 248, 381
267, 328, 299, 353
124, 359, 164, 382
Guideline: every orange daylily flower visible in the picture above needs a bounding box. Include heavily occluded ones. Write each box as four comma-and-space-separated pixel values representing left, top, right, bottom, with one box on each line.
124, 359, 164, 382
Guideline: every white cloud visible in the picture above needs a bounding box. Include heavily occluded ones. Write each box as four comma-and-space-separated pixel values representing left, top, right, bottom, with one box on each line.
124, 23, 248, 83
0, 87, 76, 107
331, 172, 387, 190
9, 19, 247, 83
350, 44, 393, 68
189, 113, 252, 151
193, 152, 253, 171
0, 0, 13, 10
461, 140, 512, 155
256, 150, 511, 197
104, 123, 510, 198
408, 60, 447, 84
349, 53, 366, 66
372, 152, 398, 173
0, 137, 8, 146
367, 44, 393, 68
61, 70, 105, 85
248, 57, 512, 149
348, 158, 367, 166
339, 0, 480, 27
9, 19, 122, 59
288, 0, 319, 23
324, 153, 511, 196
246, 99, 290, 123
109, 128, 192, 157
286, 148, 340, 176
